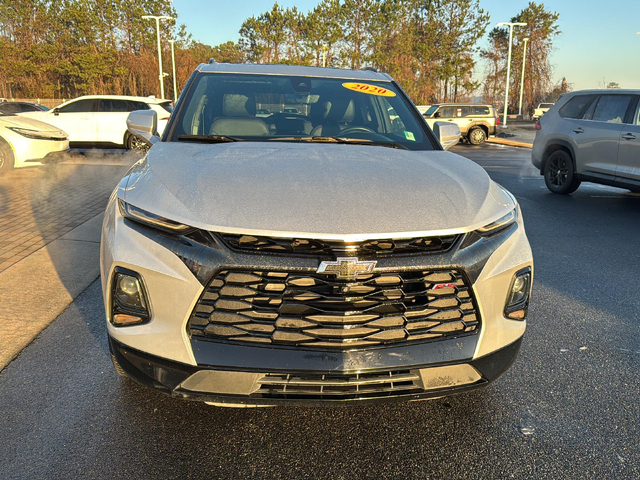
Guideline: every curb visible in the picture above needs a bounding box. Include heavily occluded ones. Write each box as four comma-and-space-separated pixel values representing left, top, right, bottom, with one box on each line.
487, 137, 533, 149
0, 213, 104, 371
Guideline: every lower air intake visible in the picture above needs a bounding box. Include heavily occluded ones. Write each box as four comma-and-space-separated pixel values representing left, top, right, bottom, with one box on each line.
255, 370, 422, 400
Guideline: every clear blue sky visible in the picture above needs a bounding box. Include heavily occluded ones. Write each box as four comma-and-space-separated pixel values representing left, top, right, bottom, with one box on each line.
173, 0, 640, 91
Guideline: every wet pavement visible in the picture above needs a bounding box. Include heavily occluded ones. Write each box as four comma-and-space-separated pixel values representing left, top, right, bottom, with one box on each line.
0, 144, 639, 479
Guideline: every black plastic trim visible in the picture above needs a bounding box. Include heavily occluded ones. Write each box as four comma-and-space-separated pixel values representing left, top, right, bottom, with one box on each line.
108, 335, 523, 405
124, 217, 518, 288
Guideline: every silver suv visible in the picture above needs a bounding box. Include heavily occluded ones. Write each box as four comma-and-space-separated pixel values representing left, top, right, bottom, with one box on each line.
423, 103, 498, 145
532, 90, 640, 194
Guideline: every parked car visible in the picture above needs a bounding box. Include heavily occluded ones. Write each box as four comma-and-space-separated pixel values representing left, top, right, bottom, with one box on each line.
532, 89, 640, 194
423, 103, 499, 145
0, 113, 69, 175
19, 95, 172, 149
102, 62, 533, 407
532, 103, 554, 121
0, 102, 50, 114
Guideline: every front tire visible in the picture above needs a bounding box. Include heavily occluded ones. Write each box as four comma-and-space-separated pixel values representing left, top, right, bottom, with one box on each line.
468, 127, 487, 145
125, 133, 150, 155
544, 150, 581, 194
0, 138, 15, 175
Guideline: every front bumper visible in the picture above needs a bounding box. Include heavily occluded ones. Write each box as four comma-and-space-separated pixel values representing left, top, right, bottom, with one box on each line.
110, 334, 523, 406
7, 134, 69, 168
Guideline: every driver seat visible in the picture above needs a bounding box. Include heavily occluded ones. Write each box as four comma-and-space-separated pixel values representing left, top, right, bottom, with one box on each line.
310, 98, 355, 136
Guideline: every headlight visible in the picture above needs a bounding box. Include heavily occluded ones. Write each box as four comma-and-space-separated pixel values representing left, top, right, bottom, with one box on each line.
7, 127, 68, 141
118, 199, 195, 234
111, 268, 150, 326
476, 208, 518, 237
504, 267, 532, 320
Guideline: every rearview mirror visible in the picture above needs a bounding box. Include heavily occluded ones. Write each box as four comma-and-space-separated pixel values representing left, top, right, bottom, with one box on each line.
126, 110, 160, 147
433, 121, 461, 151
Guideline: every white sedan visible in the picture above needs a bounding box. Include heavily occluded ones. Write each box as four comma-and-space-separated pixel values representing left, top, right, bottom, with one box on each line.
0, 114, 69, 175
19, 95, 172, 149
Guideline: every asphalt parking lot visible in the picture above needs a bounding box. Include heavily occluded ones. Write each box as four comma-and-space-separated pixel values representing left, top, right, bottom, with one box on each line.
0, 144, 639, 479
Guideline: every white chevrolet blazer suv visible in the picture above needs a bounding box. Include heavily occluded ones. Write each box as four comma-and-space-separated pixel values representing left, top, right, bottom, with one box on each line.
100, 62, 534, 406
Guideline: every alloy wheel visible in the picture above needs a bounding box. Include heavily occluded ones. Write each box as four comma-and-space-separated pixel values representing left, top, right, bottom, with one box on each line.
547, 156, 569, 187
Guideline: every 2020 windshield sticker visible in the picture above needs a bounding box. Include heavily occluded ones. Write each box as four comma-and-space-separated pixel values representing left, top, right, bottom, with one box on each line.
342, 82, 396, 97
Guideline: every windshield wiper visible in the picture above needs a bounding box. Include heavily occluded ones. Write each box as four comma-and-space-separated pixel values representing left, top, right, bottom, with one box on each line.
268, 136, 408, 150
177, 134, 241, 143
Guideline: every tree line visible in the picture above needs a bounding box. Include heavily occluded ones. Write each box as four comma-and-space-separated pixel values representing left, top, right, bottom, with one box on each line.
0, 0, 565, 114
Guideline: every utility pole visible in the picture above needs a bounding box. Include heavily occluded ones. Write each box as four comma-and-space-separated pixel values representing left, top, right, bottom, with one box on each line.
169, 39, 177, 103
142, 15, 173, 99
497, 22, 527, 127
518, 37, 530, 117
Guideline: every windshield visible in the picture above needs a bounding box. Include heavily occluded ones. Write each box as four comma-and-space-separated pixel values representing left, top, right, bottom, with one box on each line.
540, 103, 554, 108
168, 72, 435, 151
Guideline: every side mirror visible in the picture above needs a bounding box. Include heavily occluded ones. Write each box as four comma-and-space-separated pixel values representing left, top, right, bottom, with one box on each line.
433, 121, 461, 151
434, 111, 441, 118
53, 108, 60, 116
126, 110, 160, 147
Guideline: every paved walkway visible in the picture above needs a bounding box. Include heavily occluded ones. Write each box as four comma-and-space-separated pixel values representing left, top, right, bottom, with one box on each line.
0, 151, 138, 368
0, 152, 137, 272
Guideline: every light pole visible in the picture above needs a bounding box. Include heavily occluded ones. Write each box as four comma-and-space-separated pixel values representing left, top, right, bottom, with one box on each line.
142, 15, 173, 99
518, 37, 530, 117
168, 39, 177, 103
497, 22, 527, 126
321, 45, 328, 67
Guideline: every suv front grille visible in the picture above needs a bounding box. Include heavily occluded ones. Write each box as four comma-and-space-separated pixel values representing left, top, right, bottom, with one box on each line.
217, 233, 459, 257
254, 370, 422, 400
188, 268, 479, 350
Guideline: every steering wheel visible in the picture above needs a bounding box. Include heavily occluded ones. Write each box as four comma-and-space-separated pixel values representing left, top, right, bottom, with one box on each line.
339, 126, 377, 135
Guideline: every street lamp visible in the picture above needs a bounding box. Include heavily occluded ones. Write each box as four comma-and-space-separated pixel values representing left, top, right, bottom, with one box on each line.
142, 15, 174, 99
518, 37, 530, 117
497, 22, 527, 126
168, 39, 177, 103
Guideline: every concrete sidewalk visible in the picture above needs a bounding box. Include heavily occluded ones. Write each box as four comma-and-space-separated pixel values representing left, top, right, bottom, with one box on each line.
487, 124, 535, 148
0, 213, 103, 370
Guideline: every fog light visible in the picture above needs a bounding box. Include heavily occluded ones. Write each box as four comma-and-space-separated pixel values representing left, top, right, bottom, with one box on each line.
505, 268, 531, 320
111, 268, 150, 326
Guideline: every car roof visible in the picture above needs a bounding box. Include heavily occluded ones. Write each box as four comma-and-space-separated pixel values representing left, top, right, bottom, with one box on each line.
430, 103, 494, 107
196, 62, 393, 81
567, 89, 640, 95
7, 101, 40, 106
69, 95, 170, 104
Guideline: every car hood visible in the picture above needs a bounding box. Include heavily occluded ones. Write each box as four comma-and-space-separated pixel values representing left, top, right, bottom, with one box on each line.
120, 142, 515, 239
0, 114, 67, 136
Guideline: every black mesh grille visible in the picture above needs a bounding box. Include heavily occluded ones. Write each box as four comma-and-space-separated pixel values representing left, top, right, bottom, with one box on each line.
188, 268, 480, 350
254, 370, 422, 400
217, 233, 459, 257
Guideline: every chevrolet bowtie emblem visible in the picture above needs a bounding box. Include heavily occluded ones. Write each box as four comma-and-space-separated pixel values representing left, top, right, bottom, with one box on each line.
316, 257, 377, 280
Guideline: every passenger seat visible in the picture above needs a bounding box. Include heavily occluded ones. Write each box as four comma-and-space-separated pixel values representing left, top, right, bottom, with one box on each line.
210, 95, 269, 136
